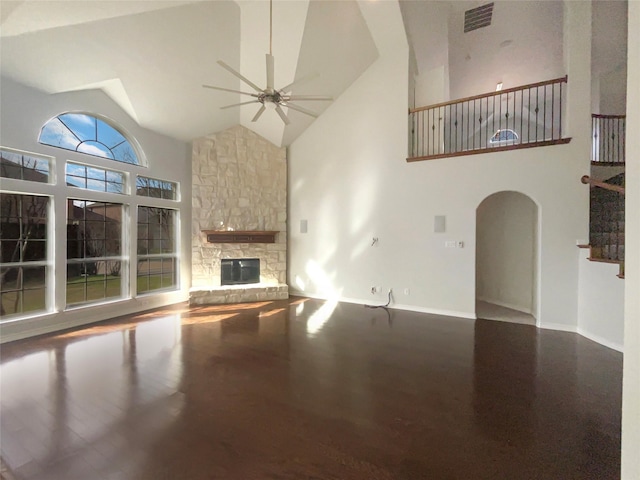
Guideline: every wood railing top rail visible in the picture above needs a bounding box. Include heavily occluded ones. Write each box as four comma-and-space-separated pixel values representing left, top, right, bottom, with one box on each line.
409, 75, 568, 114
592, 114, 626, 119
581, 175, 625, 194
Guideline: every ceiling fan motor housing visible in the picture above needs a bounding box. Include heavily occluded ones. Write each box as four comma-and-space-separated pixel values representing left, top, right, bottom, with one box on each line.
260, 91, 284, 105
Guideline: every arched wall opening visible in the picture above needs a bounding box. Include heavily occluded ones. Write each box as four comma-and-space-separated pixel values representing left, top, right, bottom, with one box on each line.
476, 191, 539, 324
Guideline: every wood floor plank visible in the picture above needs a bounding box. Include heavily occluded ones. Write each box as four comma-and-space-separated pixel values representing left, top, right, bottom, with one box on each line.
0, 297, 622, 479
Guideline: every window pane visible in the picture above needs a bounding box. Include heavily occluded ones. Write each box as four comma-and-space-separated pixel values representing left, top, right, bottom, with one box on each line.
0, 193, 49, 317
66, 201, 124, 307
0, 194, 48, 264
86, 240, 105, 258
97, 119, 127, 149
0, 149, 50, 184
66, 282, 85, 305
161, 239, 174, 253
66, 175, 86, 189
86, 167, 105, 181
136, 176, 178, 200
111, 143, 139, 165
162, 182, 176, 200
136, 207, 178, 294
39, 113, 140, 165
161, 258, 176, 288
0, 240, 19, 263
79, 139, 113, 158
58, 113, 96, 141
66, 162, 125, 194
23, 239, 46, 262
106, 279, 121, 298
39, 118, 81, 151
1, 266, 46, 316
137, 274, 150, 294
86, 280, 106, 302
105, 239, 121, 256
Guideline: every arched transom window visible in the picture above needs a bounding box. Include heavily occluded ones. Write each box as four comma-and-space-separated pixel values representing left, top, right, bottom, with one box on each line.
39, 113, 140, 165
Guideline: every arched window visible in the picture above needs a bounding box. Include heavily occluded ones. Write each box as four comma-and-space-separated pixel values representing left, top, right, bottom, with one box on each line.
39, 113, 140, 165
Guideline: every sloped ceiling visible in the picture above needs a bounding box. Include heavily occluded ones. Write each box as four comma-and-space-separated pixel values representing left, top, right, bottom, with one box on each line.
0, 0, 378, 146
400, 0, 627, 105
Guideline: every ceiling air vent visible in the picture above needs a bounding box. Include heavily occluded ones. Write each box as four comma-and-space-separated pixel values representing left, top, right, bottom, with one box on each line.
464, 2, 494, 33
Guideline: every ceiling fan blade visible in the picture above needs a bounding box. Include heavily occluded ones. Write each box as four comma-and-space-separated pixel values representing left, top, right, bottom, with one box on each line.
275, 104, 291, 125
266, 54, 275, 92
203, 85, 260, 97
220, 100, 261, 110
251, 105, 266, 122
279, 73, 319, 94
283, 102, 318, 118
285, 95, 333, 101
217, 60, 263, 92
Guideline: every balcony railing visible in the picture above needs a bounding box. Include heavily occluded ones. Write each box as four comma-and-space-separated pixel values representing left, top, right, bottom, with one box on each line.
592, 114, 626, 165
408, 76, 570, 162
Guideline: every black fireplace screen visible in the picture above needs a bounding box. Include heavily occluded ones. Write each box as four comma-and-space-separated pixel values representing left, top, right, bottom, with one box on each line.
221, 258, 260, 286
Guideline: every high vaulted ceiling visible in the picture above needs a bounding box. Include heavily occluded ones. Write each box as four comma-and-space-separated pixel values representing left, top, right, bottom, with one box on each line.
0, 0, 378, 146
1, 1, 628, 146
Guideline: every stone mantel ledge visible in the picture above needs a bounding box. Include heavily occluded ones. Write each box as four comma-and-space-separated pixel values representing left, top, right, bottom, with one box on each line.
189, 283, 289, 306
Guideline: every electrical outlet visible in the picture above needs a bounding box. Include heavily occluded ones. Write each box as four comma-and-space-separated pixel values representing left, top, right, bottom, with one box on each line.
371, 286, 377, 294
457, 241, 464, 248
445, 240, 456, 248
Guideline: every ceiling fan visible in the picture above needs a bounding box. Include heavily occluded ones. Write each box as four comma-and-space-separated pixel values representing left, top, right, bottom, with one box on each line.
203, 0, 332, 125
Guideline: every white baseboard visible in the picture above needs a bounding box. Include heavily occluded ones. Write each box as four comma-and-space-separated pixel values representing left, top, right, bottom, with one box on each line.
289, 289, 476, 320
476, 296, 533, 315
538, 322, 577, 333
577, 327, 623, 352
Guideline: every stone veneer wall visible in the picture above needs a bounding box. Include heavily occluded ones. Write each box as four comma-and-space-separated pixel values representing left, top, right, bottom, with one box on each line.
191, 125, 287, 289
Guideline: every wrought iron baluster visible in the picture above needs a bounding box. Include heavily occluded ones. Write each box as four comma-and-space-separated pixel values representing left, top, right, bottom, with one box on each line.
551, 83, 555, 140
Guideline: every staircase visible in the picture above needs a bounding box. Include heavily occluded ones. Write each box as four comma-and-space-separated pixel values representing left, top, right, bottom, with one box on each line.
587, 172, 625, 276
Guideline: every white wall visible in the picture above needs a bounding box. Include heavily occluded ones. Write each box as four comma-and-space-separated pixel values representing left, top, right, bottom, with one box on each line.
476, 191, 537, 315
622, 1, 640, 477
576, 249, 624, 351
414, 65, 449, 108
0, 78, 192, 342
448, 1, 565, 99
592, 0, 628, 115
288, 1, 590, 329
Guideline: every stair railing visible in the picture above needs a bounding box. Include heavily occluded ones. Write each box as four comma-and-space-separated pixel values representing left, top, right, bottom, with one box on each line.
591, 114, 626, 165
581, 175, 625, 262
581, 175, 625, 194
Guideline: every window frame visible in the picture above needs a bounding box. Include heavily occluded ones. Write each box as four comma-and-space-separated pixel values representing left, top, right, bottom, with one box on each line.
65, 161, 127, 195
1, 112, 183, 323
0, 192, 52, 319
65, 199, 128, 308
136, 206, 179, 295
1, 147, 54, 184
489, 128, 520, 145
38, 112, 146, 167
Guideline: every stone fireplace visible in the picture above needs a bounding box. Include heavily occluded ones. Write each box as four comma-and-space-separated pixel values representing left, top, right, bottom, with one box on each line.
190, 125, 288, 305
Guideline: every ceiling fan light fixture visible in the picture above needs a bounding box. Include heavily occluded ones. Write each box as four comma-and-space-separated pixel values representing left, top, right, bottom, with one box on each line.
203, 0, 332, 125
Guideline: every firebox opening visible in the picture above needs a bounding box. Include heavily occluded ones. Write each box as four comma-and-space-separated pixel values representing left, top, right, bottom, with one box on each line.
221, 258, 260, 286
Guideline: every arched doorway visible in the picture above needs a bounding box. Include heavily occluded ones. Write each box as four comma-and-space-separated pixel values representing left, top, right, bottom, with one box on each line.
476, 191, 538, 325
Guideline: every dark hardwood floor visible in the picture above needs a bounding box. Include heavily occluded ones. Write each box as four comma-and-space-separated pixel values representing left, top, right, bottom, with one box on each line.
0, 297, 622, 479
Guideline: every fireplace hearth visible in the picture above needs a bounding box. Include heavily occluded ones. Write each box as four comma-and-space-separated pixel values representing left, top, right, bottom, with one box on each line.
221, 258, 260, 286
